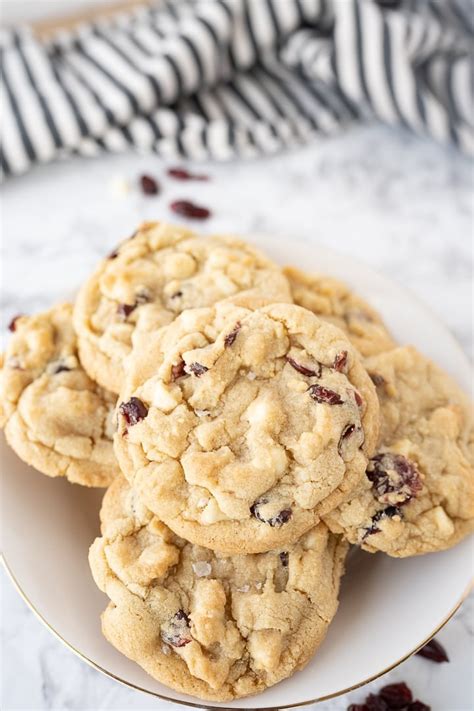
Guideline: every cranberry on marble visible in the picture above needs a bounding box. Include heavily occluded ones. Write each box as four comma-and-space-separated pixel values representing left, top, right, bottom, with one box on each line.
416, 638, 449, 663
379, 682, 412, 708
170, 200, 211, 220
167, 167, 209, 181
139, 174, 160, 195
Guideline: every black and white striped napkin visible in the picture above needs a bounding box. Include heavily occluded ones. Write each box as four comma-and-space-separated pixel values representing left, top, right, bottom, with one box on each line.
1, 0, 472, 178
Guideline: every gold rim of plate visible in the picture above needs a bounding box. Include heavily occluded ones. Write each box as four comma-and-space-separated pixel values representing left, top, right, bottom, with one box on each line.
2, 553, 472, 710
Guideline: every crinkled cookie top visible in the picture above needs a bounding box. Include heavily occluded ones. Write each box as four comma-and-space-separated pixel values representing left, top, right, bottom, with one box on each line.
0, 304, 117, 486
114, 302, 379, 553
89, 476, 348, 702
284, 266, 395, 357
73, 222, 292, 393
324, 346, 474, 556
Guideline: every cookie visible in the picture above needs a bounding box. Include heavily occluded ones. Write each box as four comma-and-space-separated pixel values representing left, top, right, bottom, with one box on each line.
0, 304, 117, 486
324, 346, 474, 556
73, 222, 292, 394
114, 302, 379, 554
90, 476, 348, 701
284, 266, 395, 357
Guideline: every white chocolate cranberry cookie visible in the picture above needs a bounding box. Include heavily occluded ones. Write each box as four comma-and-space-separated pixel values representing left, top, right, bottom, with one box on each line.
89, 476, 348, 702
324, 347, 474, 556
0, 304, 117, 486
73, 222, 292, 394
114, 302, 379, 554
284, 266, 395, 357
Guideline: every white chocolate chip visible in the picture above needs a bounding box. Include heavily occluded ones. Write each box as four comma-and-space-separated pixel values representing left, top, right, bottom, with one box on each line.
152, 380, 182, 412
192, 561, 212, 577
247, 371, 257, 380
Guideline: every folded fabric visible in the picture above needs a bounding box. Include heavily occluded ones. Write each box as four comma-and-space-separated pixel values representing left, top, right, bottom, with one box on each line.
1, 0, 472, 178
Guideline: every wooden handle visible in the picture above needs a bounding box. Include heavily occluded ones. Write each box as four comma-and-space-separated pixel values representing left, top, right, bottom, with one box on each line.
31, 0, 151, 41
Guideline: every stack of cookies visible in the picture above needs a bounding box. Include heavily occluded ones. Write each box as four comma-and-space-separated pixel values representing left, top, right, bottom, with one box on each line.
1, 222, 473, 702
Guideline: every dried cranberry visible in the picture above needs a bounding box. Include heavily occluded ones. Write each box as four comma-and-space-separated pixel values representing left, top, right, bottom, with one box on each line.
8, 314, 23, 332
349, 683, 430, 711
354, 390, 364, 407
175, 609, 189, 623
334, 350, 348, 372
279, 551, 289, 567
167, 167, 209, 181
379, 682, 412, 708
170, 200, 211, 220
286, 356, 321, 377
367, 453, 422, 505
364, 694, 388, 711
338, 422, 362, 451
224, 322, 241, 348
308, 384, 343, 405
139, 174, 160, 195
416, 638, 449, 663
363, 505, 401, 538
161, 609, 192, 648
119, 397, 148, 427
369, 372, 386, 387
186, 362, 208, 377
117, 303, 137, 320
250, 499, 292, 527
171, 360, 187, 381
340, 423, 356, 442
52, 363, 71, 374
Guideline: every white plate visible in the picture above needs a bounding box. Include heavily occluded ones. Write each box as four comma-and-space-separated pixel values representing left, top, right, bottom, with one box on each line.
1, 237, 473, 709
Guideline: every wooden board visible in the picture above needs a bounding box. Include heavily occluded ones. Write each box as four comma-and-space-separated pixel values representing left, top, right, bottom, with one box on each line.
31, 1, 151, 40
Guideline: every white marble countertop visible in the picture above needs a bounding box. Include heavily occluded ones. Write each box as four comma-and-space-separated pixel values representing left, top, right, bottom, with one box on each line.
1, 124, 473, 710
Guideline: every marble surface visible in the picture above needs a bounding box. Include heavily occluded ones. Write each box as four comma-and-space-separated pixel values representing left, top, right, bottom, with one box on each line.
1, 123, 473, 710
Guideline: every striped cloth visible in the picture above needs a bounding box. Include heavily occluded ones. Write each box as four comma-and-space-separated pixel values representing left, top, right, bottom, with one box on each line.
1, 0, 473, 178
